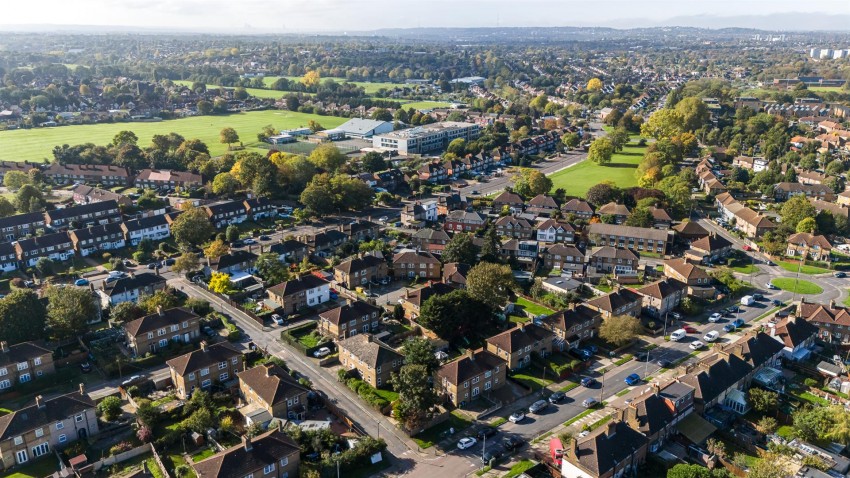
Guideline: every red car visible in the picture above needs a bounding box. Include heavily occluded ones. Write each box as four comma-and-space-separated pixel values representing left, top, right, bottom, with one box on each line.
683, 325, 698, 333
742, 245, 751, 251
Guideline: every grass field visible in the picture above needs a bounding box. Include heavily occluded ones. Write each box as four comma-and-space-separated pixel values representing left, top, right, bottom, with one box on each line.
262, 76, 413, 94
173, 80, 294, 99
0, 110, 348, 162
777, 260, 831, 275
770, 278, 824, 295
549, 140, 648, 198
515, 297, 555, 317
730, 263, 759, 274
402, 101, 454, 110
809, 86, 846, 93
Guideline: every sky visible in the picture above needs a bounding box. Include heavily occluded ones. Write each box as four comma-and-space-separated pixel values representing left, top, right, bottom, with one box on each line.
2, 0, 850, 32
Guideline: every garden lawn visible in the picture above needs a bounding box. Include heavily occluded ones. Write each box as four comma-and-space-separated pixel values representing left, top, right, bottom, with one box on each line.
549, 140, 648, 198
503, 460, 536, 478
173, 80, 292, 99
510, 367, 554, 391
0, 110, 348, 163
412, 410, 472, 449
515, 297, 555, 317
777, 261, 831, 275
374, 388, 400, 403
4, 457, 60, 478
770, 278, 823, 295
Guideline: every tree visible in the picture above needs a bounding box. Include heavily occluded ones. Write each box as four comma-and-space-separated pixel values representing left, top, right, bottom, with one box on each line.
301, 70, 321, 87
586, 182, 620, 206
45, 286, 98, 339
562, 132, 581, 148
748, 454, 789, 478
674, 97, 710, 132
513, 168, 553, 198
466, 262, 515, 310
98, 396, 123, 421
625, 207, 653, 228
184, 407, 216, 434
0, 290, 47, 344
666, 464, 714, 478
756, 416, 778, 435
706, 438, 726, 459
641, 109, 685, 140
308, 143, 347, 172
0, 197, 15, 218
3, 171, 29, 190
35, 257, 54, 277
608, 127, 631, 152
219, 127, 239, 150
418, 290, 493, 343
138, 290, 180, 314
796, 217, 818, 234
110, 302, 144, 323
401, 338, 439, 373
208, 272, 234, 294
586, 78, 603, 91
360, 152, 387, 173
211, 172, 239, 196
225, 225, 240, 243
171, 207, 215, 248
780, 195, 817, 232
748, 387, 778, 413
172, 252, 201, 275
255, 253, 289, 285
137, 426, 153, 443
599, 315, 643, 347
14, 184, 45, 213
588, 137, 615, 165
480, 226, 500, 262
203, 239, 230, 260
391, 364, 440, 431
307, 119, 324, 132
135, 400, 161, 427
112, 130, 138, 147
824, 405, 850, 445
196, 100, 213, 115
442, 233, 478, 264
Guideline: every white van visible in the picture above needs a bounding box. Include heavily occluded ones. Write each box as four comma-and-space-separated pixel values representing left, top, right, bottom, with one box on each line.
670, 329, 687, 341
741, 295, 755, 306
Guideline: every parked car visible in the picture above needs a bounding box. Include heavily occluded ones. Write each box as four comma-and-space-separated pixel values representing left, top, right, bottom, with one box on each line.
703, 331, 720, 342
164, 258, 175, 266
259, 235, 271, 241
723, 323, 737, 333
732, 318, 745, 328
231, 240, 244, 248
683, 325, 698, 334
548, 391, 566, 404
477, 427, 498, 439
586, 344, 599, 354
772, 299, 783, 307
656, 359, 671, 368
580, 377, 596, 387
312, 347, 331, 358
690, 341, 705, 350
582, 398, 598, 408
708, 313, 722, 322
79, 362, 92, 373
121, 375, 143, 387
272, 314, 285, 325
74, 278, 89, 286
753, 293, 764, 301
481, 449, 504, 464
457, 437, 477, 450
508, 411, 525, 423
147, 262, 160, 269
503, 436, 524, 452
529, 400, 549, 414
767, 283, 778, 290
379, 216, 389, 223
624, 373, 641, 386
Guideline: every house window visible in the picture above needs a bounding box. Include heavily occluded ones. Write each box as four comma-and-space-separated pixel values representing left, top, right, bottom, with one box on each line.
147, 332, 153, 339
19, 373, 30, 383
14, 436, 23, 445
188, 372, 196, 380
218, 361, 227, 370
56, 422, 64, 430
15, 450, 27, 464
75, 414, 83, 422
183, 321, 189, 329
0, 368, 5, 377
33, 357, 41, 366
158, 339, 167, 348
219, 372, 229, 381
58, 434, 67, 443
201, 379, 212, 388
0, 380, 10, 389
16, 362, 27, 371
232, 357, 238, 365
264, 464, 275, 474
280, 457, 289, 466
200, 368, 209, 376
35, 428, 43, 438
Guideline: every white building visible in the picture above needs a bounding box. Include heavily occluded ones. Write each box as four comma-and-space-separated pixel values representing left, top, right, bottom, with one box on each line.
423, 200, 438, 222
336, 118, 394, 139
121, 214, 171, 246
372, 122, 480, 155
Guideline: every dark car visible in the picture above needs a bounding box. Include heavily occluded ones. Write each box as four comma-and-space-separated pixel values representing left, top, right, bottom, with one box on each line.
752, 293, 764, 301
259, 235, 271, 241
835, 272, 847, 278
481, 448, 504, 464
79, 362, 92, 373
164, 258, 176, 266
723, 323, 736, 332
580, 377, 596, 387
147, 262, 159, 269
656, 359, 671, 368
503, 436, 524, 452
231, 240, 244, 248
772, 299, 783, 306
586, 344, 599, 354
548, 391, 566, 403
477, 427, 498, 440
732, 318, 745, 328
635, 352, 651, 362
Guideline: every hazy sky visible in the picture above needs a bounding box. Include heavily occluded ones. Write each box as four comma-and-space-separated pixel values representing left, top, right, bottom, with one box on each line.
3, 0, 850, 32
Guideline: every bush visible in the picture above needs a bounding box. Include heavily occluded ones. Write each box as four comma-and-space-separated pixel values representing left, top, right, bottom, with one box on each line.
804, 378, 820, 388
127, 385, 140, 397
97, 396, 123, 421
344, 377, 390, 411
109, 441, 133, 456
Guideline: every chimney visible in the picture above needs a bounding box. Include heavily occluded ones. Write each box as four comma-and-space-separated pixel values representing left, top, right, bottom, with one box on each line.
466, 349, 475, 361
768, 323, 776, 337
35, 395, 45, 409
830, 300, 836, 310
242, 434, 253, 452
157, 306, 164, 316
200, 341, 208, 352
651, 382, 660, 396
366, 334, 373, 343
79, 383, 85, 395
605, 419, 618, 437
0, 341, 7, 353
789, 315, 797, 325
265, 364, 271, 377
517, 322, 525, 332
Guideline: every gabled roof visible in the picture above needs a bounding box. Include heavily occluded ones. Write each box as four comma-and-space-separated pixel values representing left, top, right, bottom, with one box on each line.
437, 349, 505, 385
544, 244, 583, 257
0, 212, 44, 230
15, 231, 72, 251
121, 213, 169, 233
209, 250, 258, 271
0, 341, 52, 367
492, 191, 524, 206
571, 421, 648, 476
101, 273, 166, 298
0, 391, 95, 440
541, 305, 601, 334
393, 250, 440, 264
590, 246, 638, 261
403, 282, 456, 307
772, 316, 818, 350
663, 258, 710, 281
334, 254, 385, 274
690, 234, 732, 253
635, 279, 687, 300
318, 301, 382, 326
166, 342, 242, 376
338, 334, 403, 369
413, 228, 451, 241
124, 307, 200, 337
69, 222, 125, 242
442, 262, 471, 284
237, 364, 310, 407
45, 200, 119, 222
563, 198, 594, 213
204, 200, 247, 216
787, 232, 832, 249
587, 223, 670, 242
267, 274, 329, 298
535, 218, 574, 232
191, 429, 299, 478
528, 194, 558, 208
486, 323, 553, 353
268, 239, 309, 255
626, 392, 677, 436
597, 202, 631, 216
799, 301, 850, 327
495, 216, 532, 229
586, 289, 643, 313
672, 221, 709, 237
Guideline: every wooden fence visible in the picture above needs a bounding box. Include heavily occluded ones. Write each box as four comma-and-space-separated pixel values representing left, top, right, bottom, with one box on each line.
92, 443, 152, 472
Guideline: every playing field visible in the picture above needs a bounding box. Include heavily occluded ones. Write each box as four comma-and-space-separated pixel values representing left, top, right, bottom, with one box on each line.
402, 101, 455, 110
262, 76, 413, 94
808, 86, 846, 93
548, 140, 648, 198
173, 80, 294, 99
0, 110, 348, 162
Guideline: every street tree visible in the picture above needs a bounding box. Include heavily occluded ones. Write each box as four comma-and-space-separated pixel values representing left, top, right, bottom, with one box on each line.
225, 225, 240, 243
599, 315, 644, 347
512, 168, 553, 198
110, 302, 145, 323
308, 143, 347, 172
391, 364, 440, 431
588, 137, 615, 165
561, 132, 581, 149
203, 239, 230, 260
441, 232, 478, 264
171, 207, 215, 248
172, 252, 201, 275
208, 272, 234, 294
45, 286, 98, 339
466, 262, 515, 310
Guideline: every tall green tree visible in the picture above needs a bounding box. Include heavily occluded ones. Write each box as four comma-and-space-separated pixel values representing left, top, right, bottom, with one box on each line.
780, 195, 817, 232
512, 168, 553, 198
308, 143, 347, 172
45, 286, 98, 339
391, 364, 440, 431
219, 127, 239, 150
418, 290, 492, 343
0, 290, 47, 344
255, 253, 289, 285
599, 315, 644, 347
401, 338, 439, 373
441, 233, 478, 264
587, 137, 615, 165
466, 262, 515, 310
171, 207, 215, 248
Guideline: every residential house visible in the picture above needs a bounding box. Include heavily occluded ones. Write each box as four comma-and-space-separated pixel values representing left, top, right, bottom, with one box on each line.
539, 304, 601, 351
411, 228, 451, 254
120, 214, 171, 246
649, 208, 673, 230
244, 197, 276, 221
0, 243, 18, 273
798, 300, 850, 345
167, 341, 243, 399
536, 219, 575, 243
300, 229, 347, 257
69, 222, 126, 257
338, 334, 403, 388
732, 156, 768, 172
266, 274, 330, 315
14, 232, 74, 267
787, 232, 832, 261
373, 169, 405, 191
774, 182, 835, 202
401, 203, 426, 225
97, 273, 166, 308
392, 250, 441, 280
542, 244, 585, 274
635, 279, 687, 319
562, 199, 594, 220
135, 169, 203, 189
485, 323, 554, 370
588, 246, 639, 277
333, 253, 388, 289
0, 161, 38, 184
45, 163, 130, 186
562, 420, 648, 478
797, 169, 829, 186
769, 315, 819, 361
71, 185, 132, 207
526, 194, 559, 216
338, 219, 381, 242
400, 282, 455, 320
585, 288, 643, 319
437, 193, 465, 216
44, 200, 122, 229
597, 202, 631, 224
491, 191, 525, 213
587, 223, 672, 255
663, 258, 715, 299
191, 429, 300, 478
442, 262, 471, 288
204, 201, 248, 228
318, 301, 383, 340
620, 382, 695, 454
678, 332, 784, 414
809, 198, 850, 220
0, 341, 55, 390
443, 210, 486, 233
436, 349, 507, 407
206, 250, 258, 277
123, 307, 201, 356
837, 190, 850, 207
416, 161, 448, 183
495, 216, 534, 239
685, 233, 733, 264
0, 389, 99, 470
237, 364, 310, 421
498, 239, 540, 270
0, 213, 46, 242
267, 240, 309, 265
672, 221, 709, 243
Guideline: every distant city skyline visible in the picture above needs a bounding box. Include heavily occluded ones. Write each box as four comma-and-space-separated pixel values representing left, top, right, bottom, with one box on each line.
2, 0, 850, 33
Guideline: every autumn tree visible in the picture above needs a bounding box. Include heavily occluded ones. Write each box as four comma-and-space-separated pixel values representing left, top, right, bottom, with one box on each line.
203, 239, 230, 260
211, 172, 239, 196
171, 207, 215, 248
599, 315, 644, 347
208, 272, 234, 294
641, 109, 685, 140
172, 252, 200, 275
219, 127, 239, 150
674, 97, 710, 132
301, 70, 321, 87
308, 143, 347, 172
512, 168, 553, 198
466, 262, 515, 310
588, 137, 615, 165
586, 78, 603, 91
138, 290, 180, 314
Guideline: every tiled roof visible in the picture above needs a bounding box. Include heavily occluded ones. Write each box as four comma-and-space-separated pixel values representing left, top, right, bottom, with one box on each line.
492, 191, 524, 205
528, 194, 558, 208
267, 274, 329, 298
45, 200, 119, 222
237, 364, 309, 407
393, 250, 440, 264
562, 199, 594, 213
690, 234, 732, 253
772, 316, 818, 349
334, 254, 385, 274
166, 342, 242, 376
403, 282, 455, 307
586, 289, 643, 313
672, 221, 709, 237
799, 301, 850, 327
338, 334, 402, 369
191, 429, 299, 478
663, 258, 710, 281
318, 301, 382, 326
597, 202, 631, 216
587, 223, 670, 242
124, 307, 199, 337
787, 232, 832, 249
0, 391, 95, 440
590, 246, 637, 261
571, 421, 648, 476
541, 305, 600, 334
437, 349, 505, 385
413, 228, 450, 241
101, 273, 166, 298
0, 341, 51, 367
486, 323, 553, 353
635, 279, 687, 300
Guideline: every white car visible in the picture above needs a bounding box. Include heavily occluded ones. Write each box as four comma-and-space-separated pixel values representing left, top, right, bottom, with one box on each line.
508, 411, 525, 423
708, 313, 722, 323
457, 437, 477, 450
271, 314, 285, 325
379, 216, 389, 223
703, 331, 719, 343
689, 341, 705, 350
312, 347, 331, 358
578, 430, 590, 438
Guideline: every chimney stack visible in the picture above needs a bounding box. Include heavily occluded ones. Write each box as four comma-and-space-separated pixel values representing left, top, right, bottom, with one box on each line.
200, 341, 208, 352
605, 419, 618, 437
35, 395, 45, 409
830, 300, 836, 309
242, 435, 253, 452
517, 322, 525, 332
466, 349, 475, 361
0, 341, 7, 353
366, 334, 373, 343
157, 305, 164, 316
79, 383, 85, 395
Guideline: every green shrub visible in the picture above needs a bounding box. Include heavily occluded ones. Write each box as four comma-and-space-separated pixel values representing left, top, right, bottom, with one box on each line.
804, 378, 820, 388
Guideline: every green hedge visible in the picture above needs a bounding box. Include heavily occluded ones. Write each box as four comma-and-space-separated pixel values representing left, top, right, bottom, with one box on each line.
344, 377, 390, 411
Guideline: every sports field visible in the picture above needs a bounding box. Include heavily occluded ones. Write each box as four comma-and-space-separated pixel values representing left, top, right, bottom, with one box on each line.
0, 110, 348, 162
548, 140, 648, 198
402, 101, 455, 110
173, 80, 294, 99
262, 76, 413, 94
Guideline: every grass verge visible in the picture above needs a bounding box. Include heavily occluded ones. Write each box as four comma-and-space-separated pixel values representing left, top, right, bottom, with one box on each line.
770, 278, 823, 295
